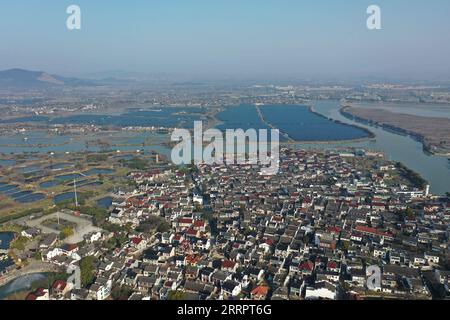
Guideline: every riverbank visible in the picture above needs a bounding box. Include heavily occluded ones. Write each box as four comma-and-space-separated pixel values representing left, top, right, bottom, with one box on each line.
309, 100, 450, 195
340, 105, 450, 157
309, 105, 375, 140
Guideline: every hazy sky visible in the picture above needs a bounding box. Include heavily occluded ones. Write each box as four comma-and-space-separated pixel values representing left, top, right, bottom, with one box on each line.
1, 0, 450, 80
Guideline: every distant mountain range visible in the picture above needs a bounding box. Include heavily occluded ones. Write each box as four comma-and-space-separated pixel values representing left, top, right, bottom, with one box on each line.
0, 68, 95, 89
0, 69, 251, 88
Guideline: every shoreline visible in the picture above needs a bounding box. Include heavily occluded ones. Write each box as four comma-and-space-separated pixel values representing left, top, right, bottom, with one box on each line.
340, 105, 450, 158
0, 260, 60, 288
307, 104, 376, 141
0, 103, 377, 155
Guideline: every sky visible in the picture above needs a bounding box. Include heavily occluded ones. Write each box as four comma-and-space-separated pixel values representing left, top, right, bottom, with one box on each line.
1, 0, 450, 80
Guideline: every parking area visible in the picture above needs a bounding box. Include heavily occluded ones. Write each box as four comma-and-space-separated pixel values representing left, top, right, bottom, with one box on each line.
20, 210, 102, 244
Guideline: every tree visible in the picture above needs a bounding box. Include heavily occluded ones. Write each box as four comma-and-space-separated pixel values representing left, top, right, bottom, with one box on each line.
31, 272, 68, 291
60, 227, 74, 240
80, 256, 96, 287
340, 240, 350, 251
405, 208, 415, 220
33, 251, 42, 261
111, 285, 134, 300
125, 157, 149, 170
136, 216, 170, 233
167, 290, 186, 300
193, 203, 203, 213
75, 162, 83, 170
10, 236, 28, 251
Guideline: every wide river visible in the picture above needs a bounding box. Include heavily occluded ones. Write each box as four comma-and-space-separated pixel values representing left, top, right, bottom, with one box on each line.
296, 100, 450, 195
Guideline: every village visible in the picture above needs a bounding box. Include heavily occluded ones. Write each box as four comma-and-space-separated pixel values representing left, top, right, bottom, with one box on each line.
1, 147, 449, 300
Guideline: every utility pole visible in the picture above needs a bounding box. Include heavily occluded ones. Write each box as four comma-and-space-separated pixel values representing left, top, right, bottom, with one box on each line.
74, 179, 79, 207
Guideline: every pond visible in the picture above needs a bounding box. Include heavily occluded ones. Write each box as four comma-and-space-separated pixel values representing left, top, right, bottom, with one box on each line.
96, 197, 113, 209
2, 187, 21, 196
40, 180, 61, 188
0, 232, 15, 251
45, 163, 74, 171
0, 232, 15, 274
15, 193, 45, 203
79, 181, 103, 188
9, 190, 34, 200
53, 192, 77, 204
0, 273, 50, 300
83, 168, 114, 176
0, 185, 19, 193
0, 159, 16, 167
16, 165, 42, 174
55, 173, 83, 181
0, 184, 45, 203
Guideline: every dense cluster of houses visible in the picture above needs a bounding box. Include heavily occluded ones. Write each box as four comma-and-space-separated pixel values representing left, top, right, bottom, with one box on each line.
23, 148, 450, 300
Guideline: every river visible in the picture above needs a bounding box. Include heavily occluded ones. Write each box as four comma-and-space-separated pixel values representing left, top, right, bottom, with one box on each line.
294, 100, 450, 195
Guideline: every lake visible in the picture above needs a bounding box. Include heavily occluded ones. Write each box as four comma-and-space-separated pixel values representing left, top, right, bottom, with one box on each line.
259, 105, 370, 141
215, 104, 369, 142
216, 104, 272, 131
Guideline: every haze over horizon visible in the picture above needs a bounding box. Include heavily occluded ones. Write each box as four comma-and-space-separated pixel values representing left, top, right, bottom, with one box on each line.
1, 0, 450, 81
